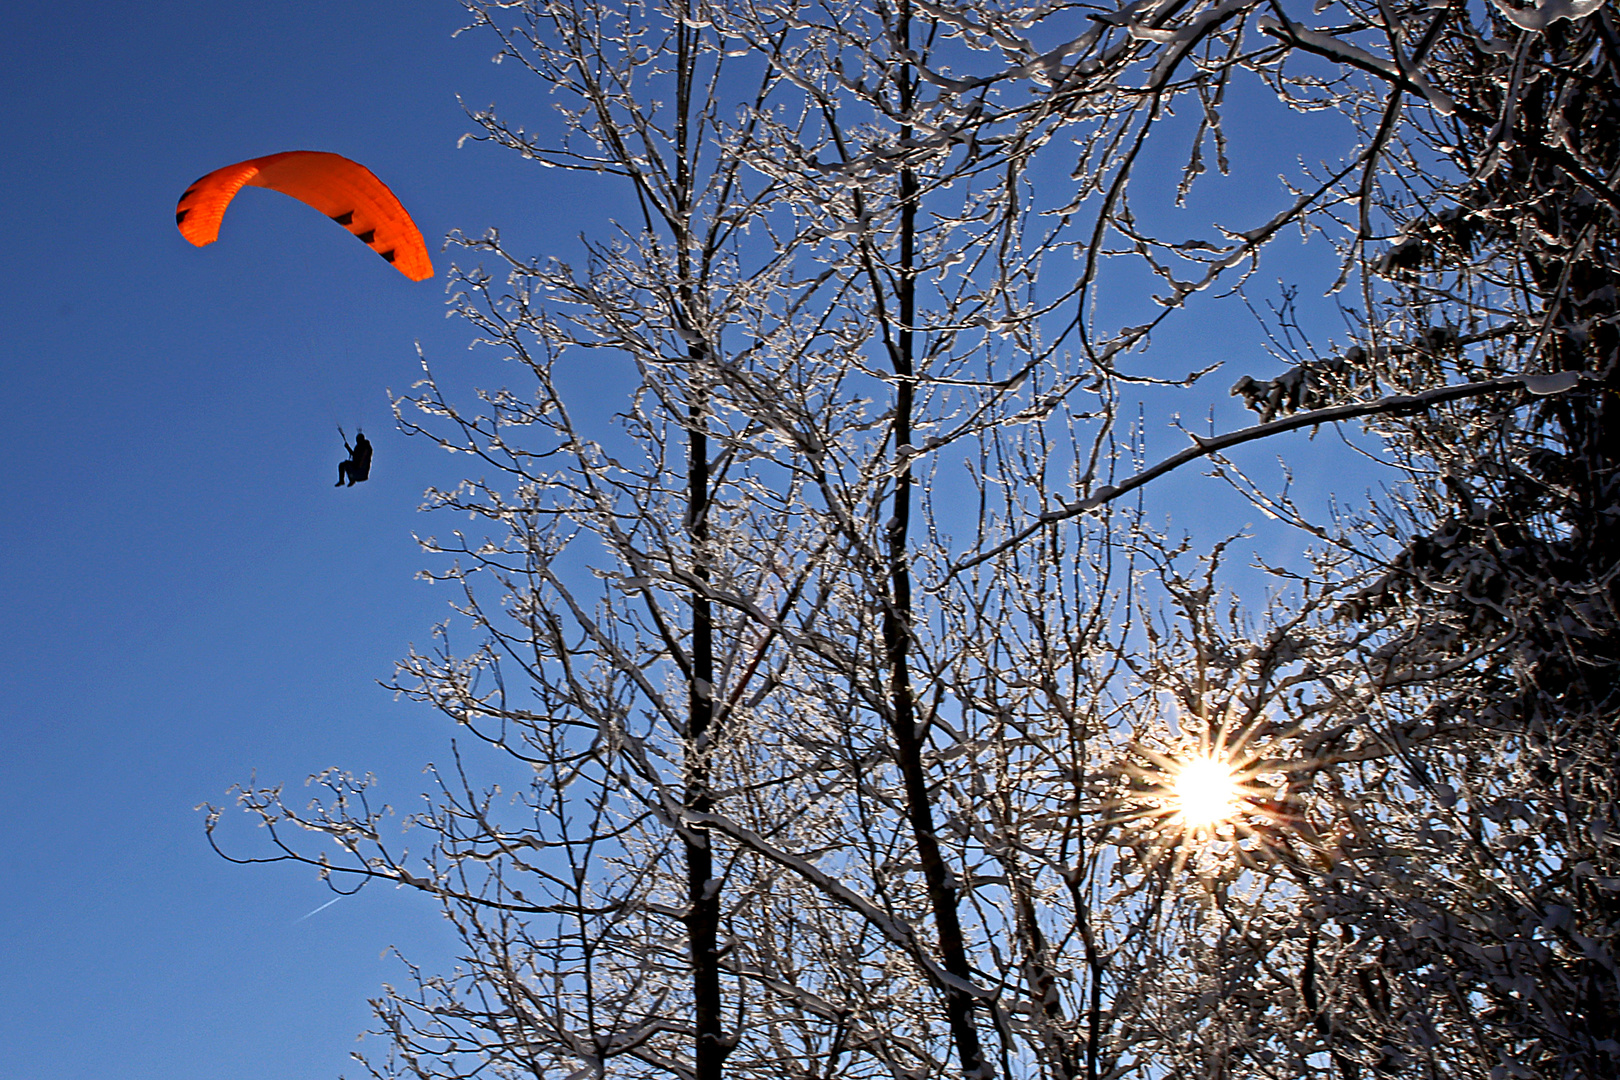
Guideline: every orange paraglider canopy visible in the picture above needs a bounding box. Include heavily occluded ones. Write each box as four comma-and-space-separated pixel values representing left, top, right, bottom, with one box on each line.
175, 151, 433, 282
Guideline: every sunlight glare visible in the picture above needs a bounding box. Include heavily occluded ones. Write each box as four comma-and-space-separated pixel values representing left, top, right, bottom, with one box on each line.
1173, 756, 1241, 827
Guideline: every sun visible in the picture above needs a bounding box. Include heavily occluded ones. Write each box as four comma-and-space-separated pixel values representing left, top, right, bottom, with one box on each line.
1102, 716, 1338, 882
1172, 755, 1242, 828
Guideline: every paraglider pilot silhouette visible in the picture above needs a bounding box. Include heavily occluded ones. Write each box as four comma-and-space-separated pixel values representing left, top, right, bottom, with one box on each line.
336, 428, 372, 487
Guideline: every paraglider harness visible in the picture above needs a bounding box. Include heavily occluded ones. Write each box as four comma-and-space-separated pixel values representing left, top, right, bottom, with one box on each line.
336, 426, 373, 486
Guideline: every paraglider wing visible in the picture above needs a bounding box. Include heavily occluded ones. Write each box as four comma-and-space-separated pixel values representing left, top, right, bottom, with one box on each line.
175, 151, 433, 282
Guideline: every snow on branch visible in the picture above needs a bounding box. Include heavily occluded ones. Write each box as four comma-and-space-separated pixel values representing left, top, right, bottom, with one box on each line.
1258, 14, 1456, 115
1487, 0, 1607, 31
949, 369, 1596, 575
682, 809, 993, 1002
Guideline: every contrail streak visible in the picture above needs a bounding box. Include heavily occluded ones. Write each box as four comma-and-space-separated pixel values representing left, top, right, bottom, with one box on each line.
294, 895, 344, 923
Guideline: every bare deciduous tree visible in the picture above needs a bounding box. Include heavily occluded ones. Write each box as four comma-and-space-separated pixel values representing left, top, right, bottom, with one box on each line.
207, 0, 1619, 1077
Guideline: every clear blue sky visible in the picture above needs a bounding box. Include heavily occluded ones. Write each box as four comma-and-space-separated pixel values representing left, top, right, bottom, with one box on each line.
0, 5, 1370, 1079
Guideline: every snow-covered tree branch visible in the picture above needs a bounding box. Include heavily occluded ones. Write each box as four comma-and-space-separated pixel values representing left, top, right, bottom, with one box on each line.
207, 0, 1620, 1076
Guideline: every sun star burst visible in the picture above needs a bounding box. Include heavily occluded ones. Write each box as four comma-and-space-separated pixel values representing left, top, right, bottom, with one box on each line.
1102, 716, 1336, 881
